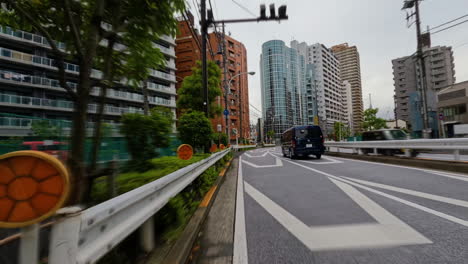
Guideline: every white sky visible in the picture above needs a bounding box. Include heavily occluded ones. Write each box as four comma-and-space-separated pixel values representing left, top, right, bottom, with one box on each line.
189, 0, 468, 120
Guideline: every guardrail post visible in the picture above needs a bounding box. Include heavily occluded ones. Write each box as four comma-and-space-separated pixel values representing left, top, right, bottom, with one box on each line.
49, 207, 83, 264
19, 223, 39, 264
373, 148, 378, 155
454, 150, 461, 161
337, 147, 340, 153
140, 216, 155, 252
358, 148, 363, 155
405, 149, 411, 158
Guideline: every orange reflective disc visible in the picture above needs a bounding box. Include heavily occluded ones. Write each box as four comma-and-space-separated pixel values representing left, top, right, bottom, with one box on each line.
177, 144, 193, 160
209, 144, 218, 153
0, 151, 69, 228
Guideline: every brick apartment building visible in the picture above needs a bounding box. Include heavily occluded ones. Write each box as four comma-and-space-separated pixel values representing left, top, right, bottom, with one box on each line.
176, 13, 250, 143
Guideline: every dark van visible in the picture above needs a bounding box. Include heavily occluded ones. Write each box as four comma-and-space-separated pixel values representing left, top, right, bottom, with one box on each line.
281, 125, 325, 159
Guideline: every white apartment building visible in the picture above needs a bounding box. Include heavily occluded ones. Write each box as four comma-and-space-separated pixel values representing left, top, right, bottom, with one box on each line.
291, 41, 346, 134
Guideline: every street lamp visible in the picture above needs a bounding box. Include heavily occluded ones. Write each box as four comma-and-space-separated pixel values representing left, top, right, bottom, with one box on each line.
225, 71, 255, 144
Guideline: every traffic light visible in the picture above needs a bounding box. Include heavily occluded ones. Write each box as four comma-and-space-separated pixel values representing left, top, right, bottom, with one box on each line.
258, 4, 288, 21
269, 4, 276, 19
260, 4, 267, 20
278, 5, 288, 19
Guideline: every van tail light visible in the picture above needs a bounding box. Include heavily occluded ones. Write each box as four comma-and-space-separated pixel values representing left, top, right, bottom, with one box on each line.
291, 139, 296, 148
320, 135, 324, 144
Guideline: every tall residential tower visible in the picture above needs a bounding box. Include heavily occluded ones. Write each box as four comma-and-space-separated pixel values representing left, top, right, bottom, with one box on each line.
331, 43, 364, 133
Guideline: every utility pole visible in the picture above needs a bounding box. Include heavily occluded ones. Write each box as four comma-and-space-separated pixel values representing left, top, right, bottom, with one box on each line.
414, 0, 430, 138
403, 0, 430, 138
200, 0, 209, 116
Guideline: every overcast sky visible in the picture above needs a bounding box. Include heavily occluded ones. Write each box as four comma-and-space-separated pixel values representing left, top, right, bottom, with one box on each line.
189, 0, 468, 120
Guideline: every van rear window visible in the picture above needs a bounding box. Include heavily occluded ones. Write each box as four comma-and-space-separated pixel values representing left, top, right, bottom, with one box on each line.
295, 127, 322, 139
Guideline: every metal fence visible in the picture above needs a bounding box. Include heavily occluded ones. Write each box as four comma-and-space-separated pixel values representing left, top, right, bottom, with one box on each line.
325, 138, 468, 160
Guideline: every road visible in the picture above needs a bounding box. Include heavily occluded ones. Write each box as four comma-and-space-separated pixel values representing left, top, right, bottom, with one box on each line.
327, 146, 468, 162
234, 147, 468, 264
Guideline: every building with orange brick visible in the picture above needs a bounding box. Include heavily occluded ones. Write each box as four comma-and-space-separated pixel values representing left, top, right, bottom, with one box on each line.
176, 13, 250, 143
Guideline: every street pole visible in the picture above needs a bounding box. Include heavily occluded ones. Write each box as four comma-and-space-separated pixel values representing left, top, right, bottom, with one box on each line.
414, 0, 431, 138
221, 23, 230, 142
200, 0, 209, 116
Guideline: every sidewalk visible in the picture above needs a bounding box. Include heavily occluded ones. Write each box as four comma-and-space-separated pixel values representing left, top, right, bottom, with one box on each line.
190, 157, 239, 264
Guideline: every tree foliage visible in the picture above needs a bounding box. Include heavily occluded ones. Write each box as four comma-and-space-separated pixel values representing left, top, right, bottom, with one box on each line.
212, 133, 228, 146
178, 111, 213, 152
333, 122, 351, 141
177, 61, 222, 117
0, 0, 186, 203
120, 107, 173, 171
31, 120, 63, 139
363, 108, 388, 131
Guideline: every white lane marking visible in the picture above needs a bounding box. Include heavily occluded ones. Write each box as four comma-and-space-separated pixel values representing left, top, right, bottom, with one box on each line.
331, 155, 468, 179
245, 180, 431, 251
242, 153, 283, 168
244, 152, 269, 158
274, 153, 468, 227
335, 176, 468, 227
234, 156, 248, 264
420, 170, 468, 183
342, 176, 468, 208
297, 156, 343, 165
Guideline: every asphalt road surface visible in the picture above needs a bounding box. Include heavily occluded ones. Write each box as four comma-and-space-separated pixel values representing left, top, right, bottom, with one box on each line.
234, 147, 468, 264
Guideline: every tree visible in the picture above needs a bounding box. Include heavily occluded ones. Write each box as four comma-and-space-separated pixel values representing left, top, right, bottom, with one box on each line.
0, 0, 186, 203
212, 133, 228, 146
333, 122, 351, 141
120, 107, 173, 170
177, 61, 222, 117
31, 120, 63, 139
363, 108, 388, 131
267, 130, 275, 143
178, 111, 213, 152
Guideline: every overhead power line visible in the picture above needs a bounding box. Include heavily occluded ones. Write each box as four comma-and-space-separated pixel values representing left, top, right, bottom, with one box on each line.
231, 0, 256, 17
432, 19, 468, 35
429, 13, 468, 31
182, 11, 202, 52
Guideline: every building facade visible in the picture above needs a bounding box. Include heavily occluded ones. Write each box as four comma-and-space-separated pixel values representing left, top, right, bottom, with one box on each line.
331, 43, 363, 133
260, 40, 307, 139
437, 80, 468, 137
176, 14, 250, 142
295, 42, 346, 134
0, 25, 177, 137
392, 45, 455, 137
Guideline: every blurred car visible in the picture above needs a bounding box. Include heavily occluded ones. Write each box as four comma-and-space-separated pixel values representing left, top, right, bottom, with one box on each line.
361, 129, 418, 157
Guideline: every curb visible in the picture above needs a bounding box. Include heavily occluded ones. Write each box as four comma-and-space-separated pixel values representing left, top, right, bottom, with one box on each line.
327, 152, 468, 174
161, 158, 234, 264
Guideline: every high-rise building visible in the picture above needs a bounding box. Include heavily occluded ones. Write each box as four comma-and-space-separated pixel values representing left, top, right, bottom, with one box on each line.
331, 43, 363, 133
0, 25, 177, 137
392, 45, 455, 136
292, 41, 346, 134
260, 40, 307, 139
176, 13, 250, 142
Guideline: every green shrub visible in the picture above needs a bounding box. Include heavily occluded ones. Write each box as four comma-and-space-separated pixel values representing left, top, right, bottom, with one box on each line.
178, 111, 213, 152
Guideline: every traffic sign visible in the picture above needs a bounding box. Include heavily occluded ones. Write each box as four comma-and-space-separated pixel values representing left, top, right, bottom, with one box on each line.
0, 151, 70, 228
439, 113, 444, 120
177, 144, 193, 160
223, 109, 229, 116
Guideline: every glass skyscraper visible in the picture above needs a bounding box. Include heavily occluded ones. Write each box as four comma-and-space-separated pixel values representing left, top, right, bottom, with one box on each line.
260, 40, 307, 139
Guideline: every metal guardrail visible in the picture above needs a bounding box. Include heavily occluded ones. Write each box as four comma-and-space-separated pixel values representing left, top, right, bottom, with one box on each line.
325, 138, 468, 160
48, 149, 231, 264
233, 145, 257, 149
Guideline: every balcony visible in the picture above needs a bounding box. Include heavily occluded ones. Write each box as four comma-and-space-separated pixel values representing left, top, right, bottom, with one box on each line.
0, 25, 66, 50
159, 35, 176, 45
149, 69, 176, 83
0, 70, 78, 91
0, 116, 120, 130
0, 94, 74, 110
146, 82, 176, 95
0, 47, 104, 79
154, 43, 176, 58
